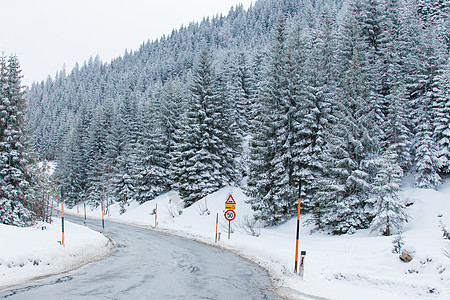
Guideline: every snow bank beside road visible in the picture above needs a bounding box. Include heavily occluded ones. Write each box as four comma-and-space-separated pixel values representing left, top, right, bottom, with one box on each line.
69, 185, 450, 300
0, 219, 113, 290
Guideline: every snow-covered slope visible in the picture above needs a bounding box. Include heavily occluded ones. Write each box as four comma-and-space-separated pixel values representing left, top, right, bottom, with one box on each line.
0, 219, 113, 290
4, 183, 448, 298
67, 184, 450, 299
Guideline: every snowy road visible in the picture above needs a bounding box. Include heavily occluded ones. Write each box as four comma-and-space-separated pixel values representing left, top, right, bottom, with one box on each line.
0, 215, 281, 299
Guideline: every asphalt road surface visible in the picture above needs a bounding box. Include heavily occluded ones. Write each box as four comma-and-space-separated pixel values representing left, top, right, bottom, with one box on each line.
1, 215, 281, 299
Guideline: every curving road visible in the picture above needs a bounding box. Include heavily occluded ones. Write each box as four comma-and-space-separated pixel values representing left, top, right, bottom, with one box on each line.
0, 215, 281, 299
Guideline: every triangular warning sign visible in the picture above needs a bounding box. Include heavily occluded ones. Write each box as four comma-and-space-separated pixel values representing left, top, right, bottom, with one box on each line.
225, 194, 236, 204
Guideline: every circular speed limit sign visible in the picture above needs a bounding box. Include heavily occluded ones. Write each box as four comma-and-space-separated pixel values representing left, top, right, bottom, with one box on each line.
224, 209, 236, 221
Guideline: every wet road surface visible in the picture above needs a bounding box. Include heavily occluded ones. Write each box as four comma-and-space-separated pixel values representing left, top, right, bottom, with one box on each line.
1, 215, 281, 299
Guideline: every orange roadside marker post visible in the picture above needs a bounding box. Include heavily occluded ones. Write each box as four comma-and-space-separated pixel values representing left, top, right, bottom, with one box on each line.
60, 187, 65, 247
294, 180, 301, 274
101, 201, 105, 235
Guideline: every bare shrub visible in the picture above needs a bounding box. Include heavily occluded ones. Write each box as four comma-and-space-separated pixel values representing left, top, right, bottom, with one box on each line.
439, 221, 450, 240
197, 198, 210, 216
443, 247, 450, 260
239, 215, 261, 237
167, 197, 183, 218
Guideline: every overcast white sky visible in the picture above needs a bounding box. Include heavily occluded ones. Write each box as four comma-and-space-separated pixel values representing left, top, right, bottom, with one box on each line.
0, 0, 253, 86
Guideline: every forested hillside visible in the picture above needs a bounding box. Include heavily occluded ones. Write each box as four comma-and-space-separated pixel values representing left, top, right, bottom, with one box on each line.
0, 54, 53, 226
27, 0, 450, 235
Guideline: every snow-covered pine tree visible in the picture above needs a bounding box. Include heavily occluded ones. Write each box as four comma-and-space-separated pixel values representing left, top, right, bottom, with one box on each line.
158, 79, 186, 187
292, 10, 338, 215
174, 50, 235, 207
246, 14, 299, 225
0, 54, 34, 226
55, 104, 93, 207
227, 51, 254, 137
55, 120, 84, 207
113, 91, 140, 212
417, 0, 450, 49
415, 117, 442, 188
317, 2, 377, 233
215, 65, 242, 185
370, 148, 408, 236
134, 99, 168, 204
245, 62, 277, 224
375, 0, 412, 170
434, 58, 450, 175
102, 98, 121, 205
85, 109, 107, 206
412, 27, 444, 188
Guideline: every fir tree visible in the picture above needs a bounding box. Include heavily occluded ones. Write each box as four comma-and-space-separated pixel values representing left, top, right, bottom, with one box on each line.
0, 54, 35, 226
412, 29, 444, 188
434, 58, 450, 175
174, 50, 236, 207
246, 15, 298, 225
134, 100, 168, 204
370, 149, 408, 236
318, 4, 377, 233
158, 79, 186, 187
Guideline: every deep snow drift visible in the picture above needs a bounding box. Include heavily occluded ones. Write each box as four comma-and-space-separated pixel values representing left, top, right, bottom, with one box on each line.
0, 218, 113, 290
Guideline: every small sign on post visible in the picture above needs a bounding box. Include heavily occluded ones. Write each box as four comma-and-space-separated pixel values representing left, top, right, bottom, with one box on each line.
224, 195, 237, 239
225, 195, 236, 207
224, 209, 236, 221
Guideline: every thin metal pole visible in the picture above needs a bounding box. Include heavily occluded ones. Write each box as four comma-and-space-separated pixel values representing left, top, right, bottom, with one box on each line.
101, 201, 105, 235
49, 196, 53, 223
84, 203, 87, 225
294, 179, 302, 274
228, 220, 231, 239
155, 203, 158, 227
215, 213, 218, 242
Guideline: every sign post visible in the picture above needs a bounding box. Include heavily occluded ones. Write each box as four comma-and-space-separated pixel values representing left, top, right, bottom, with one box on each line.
224, 195, 237, 239
224, 210, 236, 239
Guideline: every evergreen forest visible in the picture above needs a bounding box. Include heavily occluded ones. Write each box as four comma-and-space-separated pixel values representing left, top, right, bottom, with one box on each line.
24, 0, 450, 235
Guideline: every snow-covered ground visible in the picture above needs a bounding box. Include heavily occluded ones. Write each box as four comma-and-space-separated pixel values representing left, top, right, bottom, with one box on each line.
66, 182, 450, 300
2, 182, 449, 299
0, 218, 113, 290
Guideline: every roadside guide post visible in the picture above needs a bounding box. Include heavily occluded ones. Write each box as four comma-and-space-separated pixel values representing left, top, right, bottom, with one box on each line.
155, 203, 158, 227
101, 201, 105, 235
84, 203, 87, 225
224, 194, 236, 239
60, 187, 65, 247
294, 179, 302, 276
215, 213, 219, 243
299, 250, 306, 279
